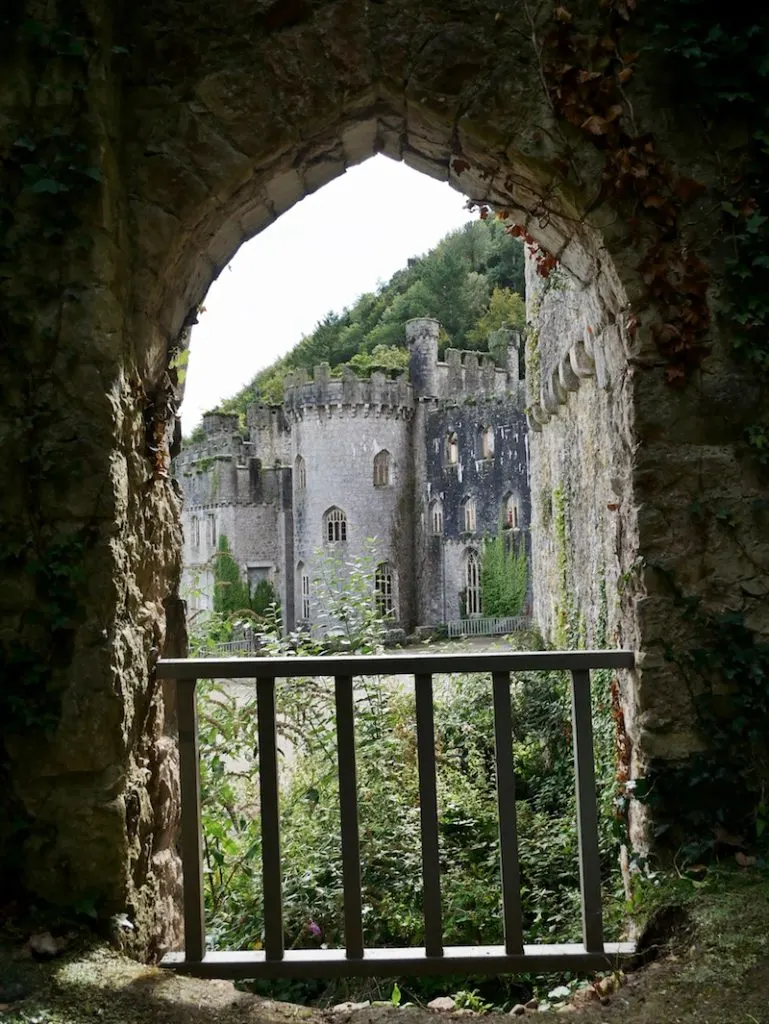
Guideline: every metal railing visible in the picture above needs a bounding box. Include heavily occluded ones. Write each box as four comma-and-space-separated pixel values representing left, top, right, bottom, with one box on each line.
447, 616, 533, 638
158, 650, 635, 979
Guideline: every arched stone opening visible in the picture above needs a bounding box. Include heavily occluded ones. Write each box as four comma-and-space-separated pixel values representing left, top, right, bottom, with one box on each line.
3, 0, 767, 958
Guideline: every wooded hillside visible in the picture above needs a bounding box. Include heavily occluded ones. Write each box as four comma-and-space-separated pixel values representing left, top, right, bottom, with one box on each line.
206, 218, 524, 426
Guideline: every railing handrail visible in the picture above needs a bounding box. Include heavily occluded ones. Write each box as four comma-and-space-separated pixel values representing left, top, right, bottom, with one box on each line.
160, 648, 636, 979
157, 649, 635, 680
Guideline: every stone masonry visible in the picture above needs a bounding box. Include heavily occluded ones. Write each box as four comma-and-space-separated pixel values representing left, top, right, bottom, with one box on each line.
2, 0, 768, 953
176, 319, 530, 632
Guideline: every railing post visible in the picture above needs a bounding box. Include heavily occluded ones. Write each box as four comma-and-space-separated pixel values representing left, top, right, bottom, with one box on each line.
570, 669, 604, 953
334, 674, 364, 960
492, 672, 524, 955
177, 678, 206, 962
414, 673, 443, 957
256, 676, 284, 961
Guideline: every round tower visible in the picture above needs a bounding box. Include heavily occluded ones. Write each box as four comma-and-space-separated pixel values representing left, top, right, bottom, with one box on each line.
407, 318, 440, 398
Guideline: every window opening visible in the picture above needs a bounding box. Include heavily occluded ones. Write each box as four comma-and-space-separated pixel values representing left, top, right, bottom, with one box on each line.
324, 506, 348, 543
373, 449, 391, 487
481, 425, 495, 459
207, 513, 217, 546
465, 550, 481, 617
430, 499, 443, 535
446, 431, 459, 465
463, 497, 477, 532
505, 494, 519, 529
191, 517, 200, 548
295, 455, 307, 489
297, 562, 310, 620
375, 562, 395, 618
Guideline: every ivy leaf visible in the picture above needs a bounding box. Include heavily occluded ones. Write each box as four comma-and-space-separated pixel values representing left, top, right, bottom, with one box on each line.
28, 178, 70, 194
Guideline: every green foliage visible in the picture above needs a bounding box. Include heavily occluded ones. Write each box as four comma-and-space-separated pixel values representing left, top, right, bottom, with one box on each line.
480, 530, 528, 617
212, 220, 524, 422
212, 535, 250, 616
194, 572, 623, 1006
311, 539, 391, 652
466, 288, 525, 350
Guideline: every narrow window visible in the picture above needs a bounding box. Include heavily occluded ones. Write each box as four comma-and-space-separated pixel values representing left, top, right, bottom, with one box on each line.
207, 513, 217, 546
297, 562, 310, 620
324, 506, 348, 543
295, 455, 306, 490
430, 499, 443, 535
465, 550, 481, 617
375, 562, 396, 618
504, 494, 519, 529
191, 517, 200, 548
373, 449, 391, 487
446, 431, 459, 465
463, 497, 477, 532
481, 425, 495, 459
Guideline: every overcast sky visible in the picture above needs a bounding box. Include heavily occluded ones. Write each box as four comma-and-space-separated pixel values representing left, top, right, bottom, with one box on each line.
180, 156, 475, 432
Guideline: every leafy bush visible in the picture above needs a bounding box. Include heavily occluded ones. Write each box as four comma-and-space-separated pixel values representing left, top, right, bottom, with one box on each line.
193, 561, 623, 1005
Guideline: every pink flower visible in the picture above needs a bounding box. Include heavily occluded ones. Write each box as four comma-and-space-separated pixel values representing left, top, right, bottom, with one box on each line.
308, 920, 322, 938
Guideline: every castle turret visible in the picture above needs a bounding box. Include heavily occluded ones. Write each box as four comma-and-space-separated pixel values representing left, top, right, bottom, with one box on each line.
407, 318, 440, 398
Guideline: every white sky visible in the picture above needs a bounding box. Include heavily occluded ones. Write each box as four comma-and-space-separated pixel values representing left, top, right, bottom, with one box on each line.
180, 156, 475, 432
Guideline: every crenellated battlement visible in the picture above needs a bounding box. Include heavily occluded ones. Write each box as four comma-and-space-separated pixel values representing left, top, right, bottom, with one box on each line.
281, 364, 414, 419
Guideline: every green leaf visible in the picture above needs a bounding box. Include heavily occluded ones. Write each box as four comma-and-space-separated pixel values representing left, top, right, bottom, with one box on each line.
28, 178, 69, 194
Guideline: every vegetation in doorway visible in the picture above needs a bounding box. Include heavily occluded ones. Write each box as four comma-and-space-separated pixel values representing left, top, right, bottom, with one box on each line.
212, 535, 278, 618
479, 528, 528, 617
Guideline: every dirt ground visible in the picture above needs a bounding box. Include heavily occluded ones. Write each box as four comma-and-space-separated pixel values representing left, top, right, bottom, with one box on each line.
1, 866, 767, 1024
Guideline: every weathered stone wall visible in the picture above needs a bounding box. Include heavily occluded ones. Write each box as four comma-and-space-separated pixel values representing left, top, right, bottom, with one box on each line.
526, 253, 633, 654
2, 0, 768, 953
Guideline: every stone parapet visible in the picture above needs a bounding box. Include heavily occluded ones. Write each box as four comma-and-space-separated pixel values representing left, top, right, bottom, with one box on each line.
283, 364, 414, 418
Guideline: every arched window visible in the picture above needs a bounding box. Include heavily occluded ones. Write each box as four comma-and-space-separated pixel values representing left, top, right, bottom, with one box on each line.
373, 449, 391, 487
297, 561, 310, 620
429, 499, 444, 535
465, 550, 481, 617
374, 562, 396, 618
295, 455, 306, 490
324, 506, 348, 543
462, 496, 477, 533
481, 425, 495, 459
504, 494, 519, 529
445, 431, 459, 465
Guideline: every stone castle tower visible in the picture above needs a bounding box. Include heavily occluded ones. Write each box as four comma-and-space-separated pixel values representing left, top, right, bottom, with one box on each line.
175, 319, 530, 632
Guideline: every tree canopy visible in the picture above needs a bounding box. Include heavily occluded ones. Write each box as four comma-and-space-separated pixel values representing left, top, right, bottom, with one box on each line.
203, 218, 524, 427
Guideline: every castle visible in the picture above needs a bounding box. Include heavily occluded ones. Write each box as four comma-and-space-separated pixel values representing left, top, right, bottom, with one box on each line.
175, 318, 531, 633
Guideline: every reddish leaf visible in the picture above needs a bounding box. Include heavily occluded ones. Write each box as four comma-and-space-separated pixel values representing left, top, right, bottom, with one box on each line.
582, 115, 609, 135
674, 176, 706, 204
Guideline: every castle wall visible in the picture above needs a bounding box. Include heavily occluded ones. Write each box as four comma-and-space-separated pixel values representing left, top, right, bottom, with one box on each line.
416, 396, 530, 623
526, 253, 634, 655
290, 399, 414, 630
176, 321, 530, 635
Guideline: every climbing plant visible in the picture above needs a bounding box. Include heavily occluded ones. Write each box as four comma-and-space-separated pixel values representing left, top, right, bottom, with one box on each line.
480, 528, 528, 618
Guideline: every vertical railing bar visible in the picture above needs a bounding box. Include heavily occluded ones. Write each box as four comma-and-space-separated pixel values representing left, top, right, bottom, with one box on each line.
176, 678, 206, 962
491, 671, 524, 955
414, 673, 443, 957
570, 669, 604, 953
335, 674, 364, 960
256, 675, 284, 961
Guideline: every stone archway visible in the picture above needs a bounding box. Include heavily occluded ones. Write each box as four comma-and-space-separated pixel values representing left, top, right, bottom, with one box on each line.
1, 0, 766, 956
